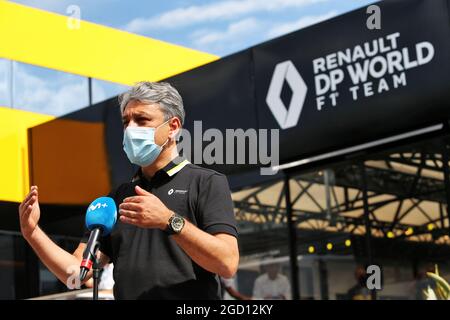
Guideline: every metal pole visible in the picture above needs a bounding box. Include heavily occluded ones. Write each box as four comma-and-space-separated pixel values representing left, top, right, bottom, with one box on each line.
324, 170, 331, 219
88, 77, 93, 106
92, 257, 100, 300
284, 173, 300, 300
318, 259, 329, 300
360, 163, 376, 300
324, 169, 336, 226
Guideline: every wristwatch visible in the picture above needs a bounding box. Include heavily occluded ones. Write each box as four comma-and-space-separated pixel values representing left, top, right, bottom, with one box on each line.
165, 212, 185, 235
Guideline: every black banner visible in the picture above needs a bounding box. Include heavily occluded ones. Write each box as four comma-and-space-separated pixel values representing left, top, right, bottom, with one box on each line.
253, 0, 450, 166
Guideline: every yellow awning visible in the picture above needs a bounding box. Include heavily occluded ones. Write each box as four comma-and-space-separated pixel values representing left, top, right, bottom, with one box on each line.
0, 1, 218, 86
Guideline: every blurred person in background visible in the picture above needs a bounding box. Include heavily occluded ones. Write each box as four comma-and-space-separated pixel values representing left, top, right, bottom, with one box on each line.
347, 265, 371, 300
253, 258, 291, 300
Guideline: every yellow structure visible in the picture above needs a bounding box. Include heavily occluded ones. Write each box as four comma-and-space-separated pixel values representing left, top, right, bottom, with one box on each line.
0, 107, 53, 202
0, 1, 218, 203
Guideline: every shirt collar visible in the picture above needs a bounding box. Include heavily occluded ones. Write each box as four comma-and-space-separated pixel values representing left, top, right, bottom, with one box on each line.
132, 156, 190, 182
162, 156, 190, 177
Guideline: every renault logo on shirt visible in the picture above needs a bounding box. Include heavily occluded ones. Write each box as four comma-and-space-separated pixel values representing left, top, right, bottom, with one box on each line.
266, 60, 308, 129
168, 188, 188, 195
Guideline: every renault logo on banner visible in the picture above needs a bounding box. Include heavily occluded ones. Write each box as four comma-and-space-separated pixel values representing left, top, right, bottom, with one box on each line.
266, 60, 308, 129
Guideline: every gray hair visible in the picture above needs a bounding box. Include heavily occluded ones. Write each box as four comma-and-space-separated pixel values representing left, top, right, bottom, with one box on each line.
119, 81, 185, 125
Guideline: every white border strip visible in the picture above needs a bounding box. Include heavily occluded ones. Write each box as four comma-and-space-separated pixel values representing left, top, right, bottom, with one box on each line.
272, 124, 444, 172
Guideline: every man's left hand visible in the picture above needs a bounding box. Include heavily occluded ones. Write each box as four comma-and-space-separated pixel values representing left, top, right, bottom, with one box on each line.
119, 185, 173, 229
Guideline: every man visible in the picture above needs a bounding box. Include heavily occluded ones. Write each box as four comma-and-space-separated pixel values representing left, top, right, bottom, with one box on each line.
346, 265, 371, 300
220, 276, 252, 300
253, 259, 291, 300
18, 82, 239, 299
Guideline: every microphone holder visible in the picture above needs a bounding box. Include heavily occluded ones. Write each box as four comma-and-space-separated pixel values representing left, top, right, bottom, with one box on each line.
92, 256, 100, 300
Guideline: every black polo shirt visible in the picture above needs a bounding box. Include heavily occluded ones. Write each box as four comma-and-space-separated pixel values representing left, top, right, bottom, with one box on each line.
80, 157, 238, 300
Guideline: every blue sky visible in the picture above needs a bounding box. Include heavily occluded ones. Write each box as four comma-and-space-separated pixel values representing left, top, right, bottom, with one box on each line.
11, 0, 377, 56
3, 0, 378, 116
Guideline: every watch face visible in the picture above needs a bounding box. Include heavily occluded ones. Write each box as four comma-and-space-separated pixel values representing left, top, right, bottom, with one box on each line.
171, 216, 185, 232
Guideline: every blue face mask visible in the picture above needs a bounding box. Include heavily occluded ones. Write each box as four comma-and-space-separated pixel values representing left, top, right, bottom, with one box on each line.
123, 120, 170, 167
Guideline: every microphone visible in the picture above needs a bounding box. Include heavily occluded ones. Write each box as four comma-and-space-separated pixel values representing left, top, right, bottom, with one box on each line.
79, 197, 117, 281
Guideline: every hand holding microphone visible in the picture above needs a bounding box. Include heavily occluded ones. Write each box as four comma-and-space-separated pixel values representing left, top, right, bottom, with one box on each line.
80, 196, 117, 281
